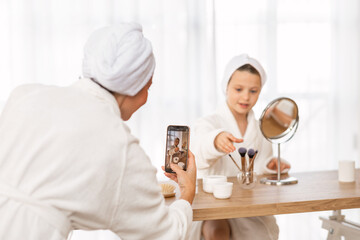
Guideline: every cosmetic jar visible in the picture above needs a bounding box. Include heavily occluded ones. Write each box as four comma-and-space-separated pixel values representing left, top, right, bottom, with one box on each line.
213, 182, 233, 199
338, 160, 355, 182
203, 175, 227, 193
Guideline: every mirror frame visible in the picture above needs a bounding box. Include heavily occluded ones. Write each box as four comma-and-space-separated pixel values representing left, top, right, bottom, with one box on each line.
259, 97, 299, 186
259, 97, 299, 144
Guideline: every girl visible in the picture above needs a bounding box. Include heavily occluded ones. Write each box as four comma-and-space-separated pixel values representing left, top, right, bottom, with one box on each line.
190, 54, 290, 240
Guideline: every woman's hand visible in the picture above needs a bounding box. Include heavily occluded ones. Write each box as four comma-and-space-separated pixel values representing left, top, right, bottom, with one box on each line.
162, 150, 197, 204
214, 131, 243, 153
267, 158, 291, 172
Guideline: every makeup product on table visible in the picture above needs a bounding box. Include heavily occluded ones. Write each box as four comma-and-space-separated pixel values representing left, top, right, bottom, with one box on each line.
212, 182, 233, 199
338, 160, 355, 183
246, 149, 255, 184
247, 149, 255, 171
237, 147, 258, 189
248, 150, 258, 172
238, 147, 247, 171
203, 175, 227, 193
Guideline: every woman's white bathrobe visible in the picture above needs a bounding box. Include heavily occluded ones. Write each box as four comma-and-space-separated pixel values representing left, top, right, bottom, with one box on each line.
189, 103, 280, 240
0, 78, 192, 240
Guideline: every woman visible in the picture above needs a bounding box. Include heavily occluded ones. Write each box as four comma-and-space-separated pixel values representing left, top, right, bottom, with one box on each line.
0, 23, 196, 240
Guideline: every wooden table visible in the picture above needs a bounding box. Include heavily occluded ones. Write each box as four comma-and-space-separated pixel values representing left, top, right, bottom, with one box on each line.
165, 170, 360, 221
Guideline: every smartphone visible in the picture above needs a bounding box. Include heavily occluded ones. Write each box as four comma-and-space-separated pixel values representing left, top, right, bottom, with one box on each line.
165, 125, 190, 173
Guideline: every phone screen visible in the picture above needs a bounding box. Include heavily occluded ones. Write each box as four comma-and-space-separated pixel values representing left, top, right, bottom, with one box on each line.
165, 125, 189, 173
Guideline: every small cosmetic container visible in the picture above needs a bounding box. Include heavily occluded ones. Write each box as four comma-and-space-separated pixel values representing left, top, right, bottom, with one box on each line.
213, 182, 233, 199
202, 175, 227, 193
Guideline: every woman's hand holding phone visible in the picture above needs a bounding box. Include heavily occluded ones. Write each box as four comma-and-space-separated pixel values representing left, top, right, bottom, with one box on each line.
162, 150, 197, 205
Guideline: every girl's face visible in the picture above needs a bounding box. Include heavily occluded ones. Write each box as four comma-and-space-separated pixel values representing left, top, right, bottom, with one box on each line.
226, 70, 261, 117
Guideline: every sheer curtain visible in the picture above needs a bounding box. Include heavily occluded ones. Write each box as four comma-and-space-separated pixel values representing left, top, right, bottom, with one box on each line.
1, 0, 359, 239
213, 0, 359, 239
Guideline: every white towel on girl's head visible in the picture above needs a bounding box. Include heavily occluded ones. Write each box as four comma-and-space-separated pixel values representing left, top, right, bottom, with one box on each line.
82, 23, 155, 96
221, 54, 266, 94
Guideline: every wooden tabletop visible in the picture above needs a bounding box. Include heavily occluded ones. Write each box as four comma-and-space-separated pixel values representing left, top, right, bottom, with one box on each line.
165, 170, 360, 221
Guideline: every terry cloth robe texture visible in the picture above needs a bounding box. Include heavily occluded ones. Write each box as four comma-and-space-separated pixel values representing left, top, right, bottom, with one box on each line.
0, 78, 192, 240
189, 102, 283, 240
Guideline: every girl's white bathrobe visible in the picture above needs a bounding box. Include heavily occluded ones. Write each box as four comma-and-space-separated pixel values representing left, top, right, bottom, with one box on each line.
189, 103, 280, 240
0, 78, 192, 240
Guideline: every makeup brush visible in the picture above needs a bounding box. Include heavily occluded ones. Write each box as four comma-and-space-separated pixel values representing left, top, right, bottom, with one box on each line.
238, 147, 247, 172
249, 150, 258, 171
228, 154, 241, 172
247, 149, 255, 172
248, 150, 258, 183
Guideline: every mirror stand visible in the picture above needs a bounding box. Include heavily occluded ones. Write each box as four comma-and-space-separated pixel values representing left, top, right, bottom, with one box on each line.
260, 143, 298, 185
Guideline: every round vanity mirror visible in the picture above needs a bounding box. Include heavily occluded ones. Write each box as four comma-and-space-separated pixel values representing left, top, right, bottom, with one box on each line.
259, 97, 299, 185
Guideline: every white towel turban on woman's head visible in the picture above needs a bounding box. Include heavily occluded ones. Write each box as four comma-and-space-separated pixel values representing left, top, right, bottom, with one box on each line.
221, 54, 266, 95
82, 23, 155, 96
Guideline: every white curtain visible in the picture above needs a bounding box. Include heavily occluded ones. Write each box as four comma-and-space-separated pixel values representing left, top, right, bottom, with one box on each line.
1, 0, 359, 239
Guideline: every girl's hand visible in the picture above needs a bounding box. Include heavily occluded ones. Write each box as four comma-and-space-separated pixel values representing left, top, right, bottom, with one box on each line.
267, 158, 291, 172
214, 131, 243, 153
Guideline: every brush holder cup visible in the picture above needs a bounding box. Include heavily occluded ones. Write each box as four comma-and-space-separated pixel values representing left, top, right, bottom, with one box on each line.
237, 171, 257, 189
